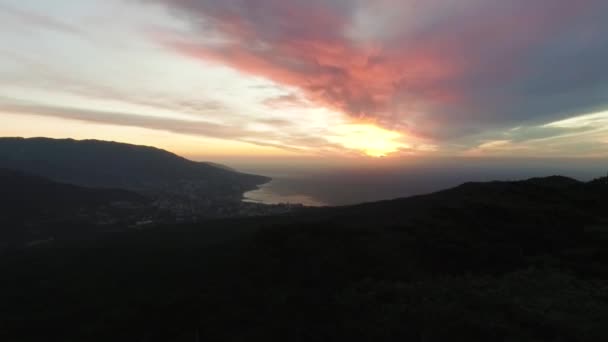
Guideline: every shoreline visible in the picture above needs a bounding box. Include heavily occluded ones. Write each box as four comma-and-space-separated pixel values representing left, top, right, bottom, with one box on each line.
242, 180, 326, 207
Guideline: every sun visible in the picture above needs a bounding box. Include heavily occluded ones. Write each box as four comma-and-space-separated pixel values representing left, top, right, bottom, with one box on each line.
330, 124, 409, 157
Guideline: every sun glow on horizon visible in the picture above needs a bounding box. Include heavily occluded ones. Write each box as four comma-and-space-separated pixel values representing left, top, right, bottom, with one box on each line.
330, 124, 409, 157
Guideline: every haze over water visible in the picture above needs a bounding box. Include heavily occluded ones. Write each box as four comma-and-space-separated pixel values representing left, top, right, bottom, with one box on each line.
240, 158, 607, 206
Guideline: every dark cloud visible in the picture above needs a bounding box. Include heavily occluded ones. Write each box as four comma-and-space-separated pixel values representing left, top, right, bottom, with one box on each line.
0, 99, 242, 139
146, 0, 608, 141
255, 118, 294, 127
262, 93, 308, 109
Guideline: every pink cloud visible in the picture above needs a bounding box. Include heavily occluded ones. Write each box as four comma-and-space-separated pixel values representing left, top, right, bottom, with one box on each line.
149, 0, 608, 140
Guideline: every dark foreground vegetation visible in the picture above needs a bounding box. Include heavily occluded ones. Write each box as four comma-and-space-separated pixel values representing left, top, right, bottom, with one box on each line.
0, 168, 156, 249
1, 175, 608, 341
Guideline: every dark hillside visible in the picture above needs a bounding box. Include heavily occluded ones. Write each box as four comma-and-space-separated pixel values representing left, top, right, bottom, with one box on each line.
1, 176, 608, 341
0, 169, 150, 248
0, 137, 269, 199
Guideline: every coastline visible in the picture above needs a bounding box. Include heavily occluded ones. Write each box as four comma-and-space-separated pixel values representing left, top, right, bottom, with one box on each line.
242, 180, 326, 207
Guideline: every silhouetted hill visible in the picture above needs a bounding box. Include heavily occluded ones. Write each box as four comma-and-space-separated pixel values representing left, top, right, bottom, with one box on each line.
312, 175, 600, 227
0, 168, 151, 248
589, 175, 608, 187
1, 175, 608, 341
0, 168, 145, 206
523, 175, 582, 188
0, 137, 269, 200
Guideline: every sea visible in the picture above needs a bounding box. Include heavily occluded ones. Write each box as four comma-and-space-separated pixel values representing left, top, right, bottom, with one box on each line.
236, 157, 605, 207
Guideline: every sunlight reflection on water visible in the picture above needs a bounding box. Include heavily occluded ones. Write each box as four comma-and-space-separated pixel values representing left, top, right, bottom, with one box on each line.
243, 182, 326, 207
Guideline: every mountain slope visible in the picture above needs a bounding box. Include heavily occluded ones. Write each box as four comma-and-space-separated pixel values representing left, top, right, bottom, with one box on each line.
321, 175, 601, 224
0, 168, 150, 248
0, 137, 269, 200
1, 175, 608, 341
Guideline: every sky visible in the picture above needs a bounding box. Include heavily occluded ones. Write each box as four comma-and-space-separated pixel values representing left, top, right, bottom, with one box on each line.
1, 0, 608, 161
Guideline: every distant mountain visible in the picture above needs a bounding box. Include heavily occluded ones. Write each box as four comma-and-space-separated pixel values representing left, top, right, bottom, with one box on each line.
2, 175, 608, 341
0, 168, 151, 249
0, 137, 269, 200
327, 174, 599, 216
205, 162, 237, 172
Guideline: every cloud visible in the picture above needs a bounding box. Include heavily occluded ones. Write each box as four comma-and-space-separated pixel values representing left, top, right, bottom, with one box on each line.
146, 0, 608, 142
0, 3, 83, 36
544, 111, 608, 129
0, 99, 243, 139
262, 93, 309, 109
0, 54, 225, 117
0, 98, 351, 154
464, 110, 608, 157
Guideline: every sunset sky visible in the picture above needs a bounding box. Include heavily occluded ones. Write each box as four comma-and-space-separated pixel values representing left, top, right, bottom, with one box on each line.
1, 0, 607, 160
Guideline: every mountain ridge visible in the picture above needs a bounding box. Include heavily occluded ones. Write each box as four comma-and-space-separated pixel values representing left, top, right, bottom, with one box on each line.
0, 137, 270, 199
